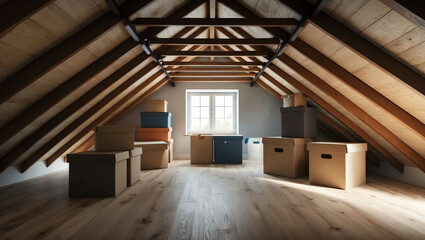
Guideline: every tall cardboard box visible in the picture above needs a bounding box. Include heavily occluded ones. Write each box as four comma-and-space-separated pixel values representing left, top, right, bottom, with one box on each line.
135, 141, 169, 170
168, 139, 174, 163
307, 142, 367, 190
137, 128, 172, 141
128, 148, 142, 186
263, 137, 312, 177
190, 135, 213, 164
146, 99, 167, 112
95, 126, 135, 151
281, 107, 317, 138
283, 93, 307, 108
68, 151, 129, 197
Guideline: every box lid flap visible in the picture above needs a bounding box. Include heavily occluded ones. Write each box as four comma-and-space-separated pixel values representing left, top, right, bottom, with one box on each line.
137, 127, 172, 132
262, 137, 312, 145
134, 141, 169, 150
307, 142, 367, 153
96, 126, 135, 133
68, 151, 129, 163
191, 135, 213, 140
280, 107, 317, 113
130, 147, 142, 157
213, 135, 243, 140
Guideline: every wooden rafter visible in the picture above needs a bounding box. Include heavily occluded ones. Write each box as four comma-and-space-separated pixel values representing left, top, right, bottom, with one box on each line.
131, 18, 299, 27
170, 72, 256, 77
159, 50, 268, 57
167, 67, 260, 72
278, 54, 425, 172
149, 38, 280, 45
0, 0, 55, 38
277, 0, 425, 96
257, 80, 283, 101
209, 0, 216, 62
162, 61, 264, 66
173, 77, 252, 82
0, 27, 200, 173
378, 0, 425, 30
0, 0, 157, 104
291, 39, 425, 140
268, 63, 404, 172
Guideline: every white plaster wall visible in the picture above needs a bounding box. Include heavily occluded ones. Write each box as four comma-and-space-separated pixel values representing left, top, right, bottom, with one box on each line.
115, 82, 282, 159
367, 161, 425, 189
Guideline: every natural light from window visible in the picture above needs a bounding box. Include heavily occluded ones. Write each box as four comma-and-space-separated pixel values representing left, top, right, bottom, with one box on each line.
186, 89, 239, 135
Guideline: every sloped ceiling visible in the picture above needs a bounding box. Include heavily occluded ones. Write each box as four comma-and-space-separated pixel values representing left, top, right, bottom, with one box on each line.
0, 0, 424, 175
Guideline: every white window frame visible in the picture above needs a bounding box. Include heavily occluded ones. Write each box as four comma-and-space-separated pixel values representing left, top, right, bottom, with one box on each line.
185, 89, 239, 135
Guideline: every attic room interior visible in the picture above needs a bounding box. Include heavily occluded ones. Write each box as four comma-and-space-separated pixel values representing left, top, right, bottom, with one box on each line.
0, 0, 425, 239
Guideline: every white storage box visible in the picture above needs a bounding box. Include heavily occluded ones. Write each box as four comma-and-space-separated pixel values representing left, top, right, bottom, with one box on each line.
245, 137, 263, 161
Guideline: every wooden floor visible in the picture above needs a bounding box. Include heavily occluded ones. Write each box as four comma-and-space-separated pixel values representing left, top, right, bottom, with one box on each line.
1, 160, 425, 240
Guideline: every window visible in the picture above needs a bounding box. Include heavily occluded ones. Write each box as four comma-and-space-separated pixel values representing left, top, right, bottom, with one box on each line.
186, 90, 239, 134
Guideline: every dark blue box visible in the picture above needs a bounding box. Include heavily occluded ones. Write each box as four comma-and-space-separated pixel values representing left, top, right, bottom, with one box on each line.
213, 135, 243, 164
140, 112, 172, 128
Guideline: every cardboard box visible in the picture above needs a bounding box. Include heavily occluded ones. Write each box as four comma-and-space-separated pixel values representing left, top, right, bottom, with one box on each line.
281, 107, 317, 138
307, 142, 367, 189
190, 135, 213, 164
146, 99, 167, 112
135, 141, 169, 170
137, 128, 172, 141
213, 135, 243, 164
128, 148, 142, 186
263, 137, 312, 177
95, 126, 135, 151
283, 93, 307, 108
168, 139, 174, 163
68, 151, 129, 197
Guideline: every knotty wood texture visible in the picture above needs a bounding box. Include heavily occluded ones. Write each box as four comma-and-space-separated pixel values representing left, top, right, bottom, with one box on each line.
0, 161, 424, 239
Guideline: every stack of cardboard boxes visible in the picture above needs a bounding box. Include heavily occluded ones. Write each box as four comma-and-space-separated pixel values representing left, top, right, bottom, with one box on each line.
136, 99, 172, 170
190, 134, 244, 164
67, 126, 142, 197
263, 94, 367, 190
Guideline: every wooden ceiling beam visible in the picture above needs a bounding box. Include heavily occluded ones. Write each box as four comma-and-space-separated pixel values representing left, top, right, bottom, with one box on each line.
173, 77, 252, 82
131, 17, 299, 27
20, 62, 162, 172
167, 67, 260, 72
277, 0, 425, 96
378, 0, 425, 30
0, 0, 157, 104
0, 0, 55, 38
162, 61, 264, 66
170, 72, 256, 77
0, 27, 200, 173
44, 77, 169, 168
267, 63, 404, 172
149, 38, 280, 45
291, 39, 425, 141
159, 50, 268, 57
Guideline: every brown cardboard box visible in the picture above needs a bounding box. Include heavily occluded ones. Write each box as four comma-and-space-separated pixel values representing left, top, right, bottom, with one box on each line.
68, 151, 129, 197
283, 93, 307, 108
146, 99, 167, 112
167, 139, 174, 163
95, 126, 135, 151
135, 141, 169, 170
263, 137, 313, 177
128, 148, 142, 186
307, 142, 367, 190
190, 135, 213, 164
137, 127, 172, 141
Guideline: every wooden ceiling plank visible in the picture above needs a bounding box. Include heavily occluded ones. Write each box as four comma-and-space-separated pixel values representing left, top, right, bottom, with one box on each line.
131, 18, 299, 27
277, 0, 425, 96
167, 67, 260, 72
0, 0, 156, 104
291, 39, 425, 141
0, 0, 206, 145
0, 0, 55, 38
279, 54, 424, 172
268, 63, 404, 172
0, 27, 197, 173
378, 0, 425, 30
173, 77, 252, 82
159, 50, 268, 57
149, 38, 280, 45
170, 72, 256, 77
